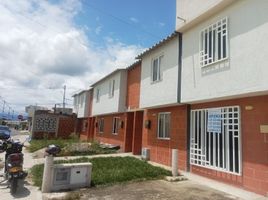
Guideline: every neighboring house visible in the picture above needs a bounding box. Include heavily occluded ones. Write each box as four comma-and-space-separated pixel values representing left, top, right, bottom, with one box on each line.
73, 89, 91, 118
91, 69, 130, 151
178, 0, 268, 195
25, 105, 48, 132
136, 32, 188, 170
91, 63, 144, 153
73, 89, 94, 141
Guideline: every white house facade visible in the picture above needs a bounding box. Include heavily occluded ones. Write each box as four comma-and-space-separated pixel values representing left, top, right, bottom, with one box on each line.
91, 69, 127, 116
177, 0, 268, 196
138, 33, 180, 108
180, 0, 268, 103
73, 89, 91, 118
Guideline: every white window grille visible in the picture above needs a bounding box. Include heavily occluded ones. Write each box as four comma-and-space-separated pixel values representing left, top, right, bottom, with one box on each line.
98, 118, 104, 133
151, 55, 163, 82
190, 106, 241, 175
200, 17, 228, 67
96, 88, 100, 102
157, 112, 170, 139
109, 80, 115, 98
112, 117, 120, 135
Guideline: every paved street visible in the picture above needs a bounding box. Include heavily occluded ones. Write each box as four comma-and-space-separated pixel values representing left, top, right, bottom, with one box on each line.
0, 131, 42, 200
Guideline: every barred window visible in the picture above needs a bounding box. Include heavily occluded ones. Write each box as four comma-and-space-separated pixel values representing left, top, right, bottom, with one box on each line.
190, 106, 241, 175
200, 18, 228, 67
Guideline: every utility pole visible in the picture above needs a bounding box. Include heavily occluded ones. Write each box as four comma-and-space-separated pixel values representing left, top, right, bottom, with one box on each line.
63, 85, 66, 109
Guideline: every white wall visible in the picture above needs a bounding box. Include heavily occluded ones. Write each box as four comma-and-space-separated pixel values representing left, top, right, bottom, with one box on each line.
73, 90, 90, 118
140, 37, 179, 108
92, 70, 127, 116
176, 0, 234, 31
181, 0, 268, 103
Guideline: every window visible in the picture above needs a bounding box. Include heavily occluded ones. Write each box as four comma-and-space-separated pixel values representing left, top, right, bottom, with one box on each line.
79, 93, 85, 107
96, 88, 100, 102
190, 106, 241, 175
112, 117, 120, 135
151, 55, 163, 82
109, 80, 115, 98
82, 120, 88, 132
200, 18, 228, 67
157, 113, 170, 139
98, 118, 104, 133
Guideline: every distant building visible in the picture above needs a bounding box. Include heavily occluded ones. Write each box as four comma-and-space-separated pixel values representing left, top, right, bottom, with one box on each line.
25, 105, 48, 118
53, 107, 73, 115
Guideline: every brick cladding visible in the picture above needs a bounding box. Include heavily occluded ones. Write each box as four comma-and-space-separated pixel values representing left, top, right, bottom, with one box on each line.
142, 105, 188, 171
190, 95, 268, 195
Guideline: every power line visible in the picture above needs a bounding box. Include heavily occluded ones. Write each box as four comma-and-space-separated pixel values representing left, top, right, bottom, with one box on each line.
80, 1, 162, 40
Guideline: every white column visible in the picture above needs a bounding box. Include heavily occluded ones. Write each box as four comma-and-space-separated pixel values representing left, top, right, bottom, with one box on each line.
172, 149, 178, 177
41, 155, 54, 193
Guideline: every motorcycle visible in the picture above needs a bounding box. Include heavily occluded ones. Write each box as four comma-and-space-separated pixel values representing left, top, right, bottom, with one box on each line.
0, 132, 30, 194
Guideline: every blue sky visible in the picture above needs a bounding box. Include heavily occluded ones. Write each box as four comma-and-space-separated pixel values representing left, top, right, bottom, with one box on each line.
0, 0, 176, 115
74, 0, 175, 47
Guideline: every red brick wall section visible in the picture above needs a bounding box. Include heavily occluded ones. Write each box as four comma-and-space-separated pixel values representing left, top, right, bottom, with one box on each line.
57, 116, 76, 138
126, 63, 141, 110
94, 113, 127, 152
191, 95, 268, 196
142, 105, 188, 170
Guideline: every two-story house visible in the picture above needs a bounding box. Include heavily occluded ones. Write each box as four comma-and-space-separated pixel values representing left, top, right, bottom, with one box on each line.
178, 0, 268, 195
137, 32, 188, 170
73, 89, 94, 140
91, 69, 128, 151
91, 62, 145, 153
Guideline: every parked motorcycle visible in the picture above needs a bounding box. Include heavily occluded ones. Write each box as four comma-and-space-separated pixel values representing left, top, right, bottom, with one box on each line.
0, 132, 30, 194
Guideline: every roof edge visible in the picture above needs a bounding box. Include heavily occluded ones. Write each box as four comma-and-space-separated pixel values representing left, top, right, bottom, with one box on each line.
136, 31, 179, 59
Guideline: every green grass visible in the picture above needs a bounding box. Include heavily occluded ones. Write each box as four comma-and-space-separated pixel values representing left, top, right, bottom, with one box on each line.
28, 138, 80, 153
28, 138, 117, 156
30, 156, 171, 188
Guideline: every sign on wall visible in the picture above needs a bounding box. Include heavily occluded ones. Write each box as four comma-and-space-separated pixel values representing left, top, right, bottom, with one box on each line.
207, 108, 222, 133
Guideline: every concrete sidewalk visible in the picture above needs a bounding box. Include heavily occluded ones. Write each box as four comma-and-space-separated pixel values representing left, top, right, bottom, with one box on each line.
146, 160, 267, 200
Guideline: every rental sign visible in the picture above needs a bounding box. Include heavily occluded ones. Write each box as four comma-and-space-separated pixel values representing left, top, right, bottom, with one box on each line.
207, 109, 222, 133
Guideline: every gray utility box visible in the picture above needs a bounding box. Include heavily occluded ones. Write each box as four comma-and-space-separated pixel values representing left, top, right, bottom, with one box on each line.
51, 162, 92, 192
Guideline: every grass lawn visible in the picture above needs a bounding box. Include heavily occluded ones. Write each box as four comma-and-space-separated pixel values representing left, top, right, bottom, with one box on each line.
28, 138, 117, 156
30, 156, 171, 188
27, 138, 80, 153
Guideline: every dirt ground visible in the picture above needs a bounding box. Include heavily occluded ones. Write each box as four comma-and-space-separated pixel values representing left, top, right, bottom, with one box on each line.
80, 180, 240, 200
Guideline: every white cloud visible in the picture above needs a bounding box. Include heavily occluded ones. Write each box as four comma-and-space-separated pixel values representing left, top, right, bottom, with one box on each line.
130, 17, 139, 23
0, 0, 143, 114
159, 22, 165, 27
95, 26, 102, 35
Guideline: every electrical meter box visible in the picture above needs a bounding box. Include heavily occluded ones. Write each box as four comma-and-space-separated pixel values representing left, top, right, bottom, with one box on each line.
51, 162, 92, 191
